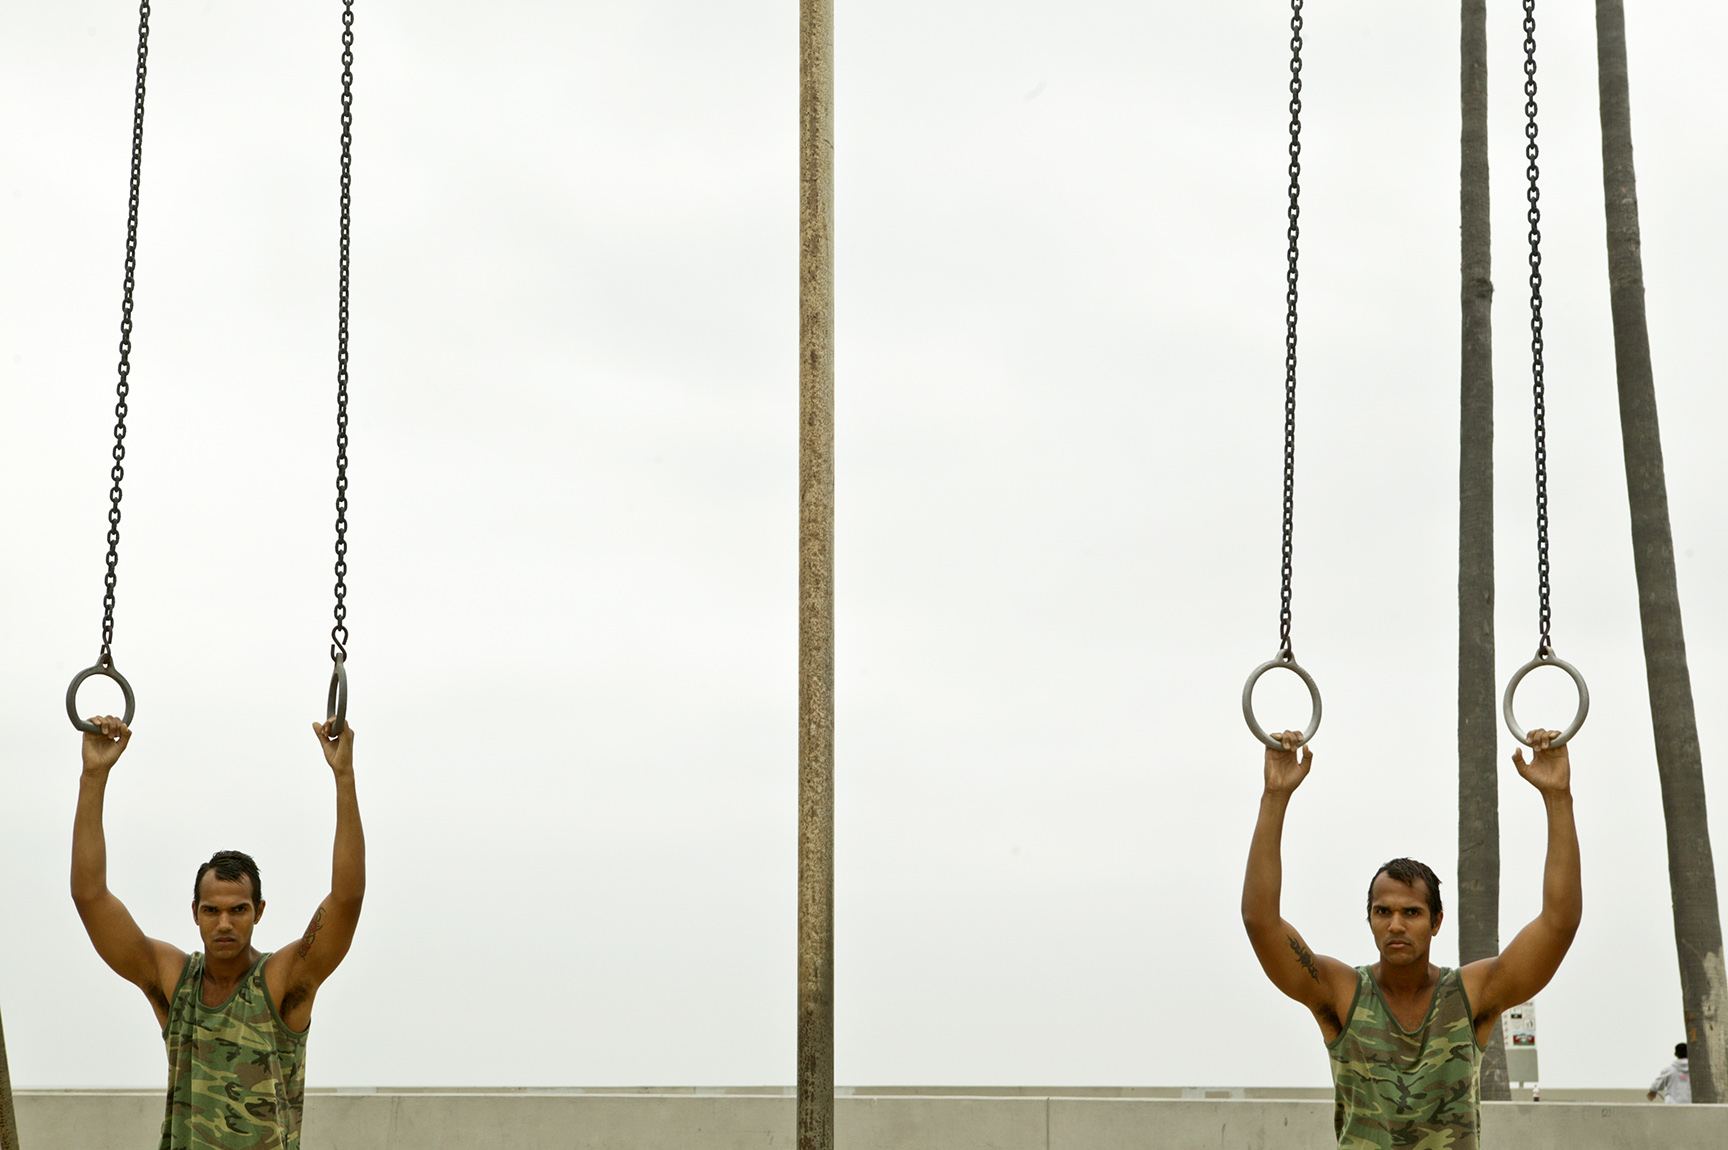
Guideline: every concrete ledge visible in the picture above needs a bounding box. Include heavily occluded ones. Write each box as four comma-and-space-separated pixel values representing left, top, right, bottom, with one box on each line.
15, 1090, 1726, 1150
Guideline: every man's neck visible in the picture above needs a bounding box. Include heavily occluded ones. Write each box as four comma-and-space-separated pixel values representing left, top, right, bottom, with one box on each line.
203, 947, 262, 986
1371, 958, 1439, 996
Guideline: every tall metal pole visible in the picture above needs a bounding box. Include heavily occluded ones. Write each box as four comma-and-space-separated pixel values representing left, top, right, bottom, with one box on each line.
1456, 0, 1510, 1102
1595, 0, 1727, 1103
0, 1004, 20, 1150
796, 0, 836, 1147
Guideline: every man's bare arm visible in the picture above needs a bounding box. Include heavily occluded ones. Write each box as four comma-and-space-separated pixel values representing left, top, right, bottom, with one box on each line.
70, 717, 186, 1024
1464, 730, 1581, 1030
1242, 732, 1356, 1036
269, 721, 365, 1031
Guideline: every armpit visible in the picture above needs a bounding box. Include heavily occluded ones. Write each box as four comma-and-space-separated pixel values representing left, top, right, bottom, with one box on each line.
280, 982, 312, 1019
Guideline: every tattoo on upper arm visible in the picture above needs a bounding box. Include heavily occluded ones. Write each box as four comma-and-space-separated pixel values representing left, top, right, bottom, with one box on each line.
297, 908, 325, 959
1288, 935, 1320, 983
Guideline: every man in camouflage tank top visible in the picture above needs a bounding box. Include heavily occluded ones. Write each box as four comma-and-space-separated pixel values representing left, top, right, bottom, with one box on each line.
72, 714, 366, 1150
1242, 728, 1581, 1149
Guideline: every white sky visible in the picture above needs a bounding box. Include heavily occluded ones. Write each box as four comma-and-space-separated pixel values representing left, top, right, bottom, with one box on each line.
1, 0, 1724, 1091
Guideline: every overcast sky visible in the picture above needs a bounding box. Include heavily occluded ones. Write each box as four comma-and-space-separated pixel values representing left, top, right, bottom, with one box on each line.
2, 0, 1724, 1092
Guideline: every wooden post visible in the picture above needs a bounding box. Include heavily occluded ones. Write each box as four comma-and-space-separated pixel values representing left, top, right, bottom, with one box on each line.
797, 0, 836, 1147
0, 1003, 20, 1150
1595, 0, 1727, 1103
1457, 0, 1510, 1101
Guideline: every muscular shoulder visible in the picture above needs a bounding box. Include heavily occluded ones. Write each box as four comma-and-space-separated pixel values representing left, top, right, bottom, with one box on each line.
153, 944, 191, 1000
263, 948, 299, 994
145, 945, 192, 1026
1458, 958, 1496, 1020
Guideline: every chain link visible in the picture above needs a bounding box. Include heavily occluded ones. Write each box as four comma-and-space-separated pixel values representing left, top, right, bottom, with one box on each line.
1523, 0, 1551, 653
1279, 0, 1303, 658
330, 0, 354, 666
100, 2, 152, 661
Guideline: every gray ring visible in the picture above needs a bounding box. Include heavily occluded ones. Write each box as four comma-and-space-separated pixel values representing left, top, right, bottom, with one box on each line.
1242, 652, 1322, 750
67, 658, 136, 735
1502, 647, 1588, 748
326, 657, 348, 737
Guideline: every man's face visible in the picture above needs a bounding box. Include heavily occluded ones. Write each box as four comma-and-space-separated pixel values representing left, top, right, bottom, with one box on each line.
192, 872, 264, 961
1368, 873, 1440, 967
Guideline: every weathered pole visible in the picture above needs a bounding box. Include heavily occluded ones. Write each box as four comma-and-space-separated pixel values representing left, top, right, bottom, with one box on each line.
796, 0, 835, 1146
0, 1004, 20, 1150
1457, 0, 1510, 1101
1594, 0, 1727, 1103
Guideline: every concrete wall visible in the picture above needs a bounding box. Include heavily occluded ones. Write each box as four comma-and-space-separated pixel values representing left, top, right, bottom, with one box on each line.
15, 1090, 1726, 1150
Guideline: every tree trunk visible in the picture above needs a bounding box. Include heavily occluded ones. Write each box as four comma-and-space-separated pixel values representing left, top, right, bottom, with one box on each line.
1456, 0, 1509, 1100
0, 1003, 19, 1150
1594, 0, 1728, 1105
797, 0, 836, 1146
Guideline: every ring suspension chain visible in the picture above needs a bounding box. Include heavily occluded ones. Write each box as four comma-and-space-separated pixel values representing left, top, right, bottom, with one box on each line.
1522, 0, 1551, 655
1240, 0, 1322, 750
1497, 0, 1590, 748
1279, 0, 1304, 659
330, 0, 354, 670
100, 2, 153, 665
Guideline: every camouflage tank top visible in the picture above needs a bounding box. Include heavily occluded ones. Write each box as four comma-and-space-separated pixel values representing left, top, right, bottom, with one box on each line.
159, 951, 307, 1150
1327, 965, 1482, 1150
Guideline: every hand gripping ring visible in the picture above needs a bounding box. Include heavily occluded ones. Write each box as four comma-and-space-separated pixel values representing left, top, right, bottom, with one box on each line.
1242, 649, 1322, 750
67, 653, 136, 735
1502, 646, 1588, 748
326, 656, 348, 738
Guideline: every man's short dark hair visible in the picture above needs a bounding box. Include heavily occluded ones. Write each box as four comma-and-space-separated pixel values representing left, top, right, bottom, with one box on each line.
1366, 858, 1442, 920
194, 850, 262, 905
1677, 1042, 1688, 1059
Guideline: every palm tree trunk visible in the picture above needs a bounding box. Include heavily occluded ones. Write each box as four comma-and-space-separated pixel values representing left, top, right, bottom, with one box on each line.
1457, 0, 1509, 1101
0, 1003, 20, 1150
797, 0, 836, 1146
1594, 0, 1728, 1105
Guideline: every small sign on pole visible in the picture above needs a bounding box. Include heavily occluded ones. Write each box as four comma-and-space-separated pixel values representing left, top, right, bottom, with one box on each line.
1503, 1000, 1538, 1088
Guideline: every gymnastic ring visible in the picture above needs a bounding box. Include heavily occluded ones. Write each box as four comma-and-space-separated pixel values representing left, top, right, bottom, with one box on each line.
66, 652, 136, 735
1502, 645, 1588, 749
325, 656, 348, 738
1242, 649, 1322, 751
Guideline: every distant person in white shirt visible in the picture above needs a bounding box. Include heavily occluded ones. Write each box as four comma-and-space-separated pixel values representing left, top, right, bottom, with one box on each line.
1646, 1043, 1690, 1104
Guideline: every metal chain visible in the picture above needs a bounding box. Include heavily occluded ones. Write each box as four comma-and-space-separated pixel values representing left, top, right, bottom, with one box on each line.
100, 2, 152, 662
330, 0, 354, 665
1279, 0, 1304, 657
1523, 0, 1551, 653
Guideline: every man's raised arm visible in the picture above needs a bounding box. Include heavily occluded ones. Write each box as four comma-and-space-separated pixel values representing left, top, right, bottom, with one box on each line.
1464, 730, 1581, 1031
269, 721, 365, 1032
1242, 731, 1356, 1038
70, 717, 186, 1025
